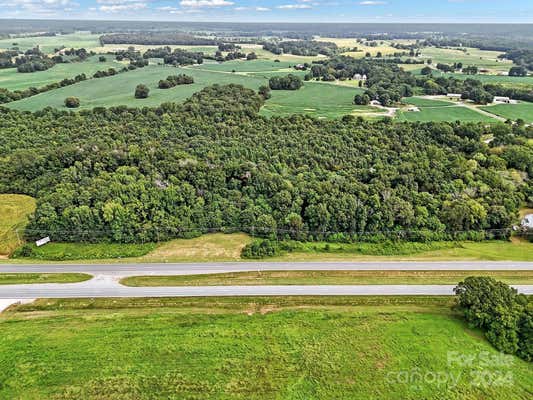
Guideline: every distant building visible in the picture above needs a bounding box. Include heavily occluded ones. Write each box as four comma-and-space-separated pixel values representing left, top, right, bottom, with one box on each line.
493, 96, 511, 104
407, 106, 420, 112
294, 64, 306, 70
370, 100, 381, 106
522, 214, 533, 229
447, 93, 462, 101
353, 73, 367, 81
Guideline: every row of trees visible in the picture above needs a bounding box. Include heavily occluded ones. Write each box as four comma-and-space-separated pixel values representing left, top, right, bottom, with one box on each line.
158, 74, 194, 89
0, 84, 530, 244
0, 73, 87, 104
263, 40, 338, 57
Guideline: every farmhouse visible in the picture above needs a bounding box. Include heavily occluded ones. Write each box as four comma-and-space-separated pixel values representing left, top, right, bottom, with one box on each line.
353, 73, 368, 81
493, 96, 511, 104
447, 93, 462, 101
522, 214, 533, 229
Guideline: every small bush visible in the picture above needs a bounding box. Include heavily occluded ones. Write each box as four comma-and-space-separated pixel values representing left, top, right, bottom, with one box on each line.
134, 84, 150, 99
64, 97, 80, 108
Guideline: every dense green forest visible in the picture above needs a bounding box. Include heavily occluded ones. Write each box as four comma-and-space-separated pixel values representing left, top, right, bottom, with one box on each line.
0, 84, 531, 243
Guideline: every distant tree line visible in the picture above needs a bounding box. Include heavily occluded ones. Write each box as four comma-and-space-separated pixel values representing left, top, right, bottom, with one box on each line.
0, 84, 530, 244
263, 40, 338, 57
100, 32, 217, 46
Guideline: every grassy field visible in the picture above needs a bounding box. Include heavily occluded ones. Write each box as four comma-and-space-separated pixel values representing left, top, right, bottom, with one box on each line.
12, 242, 156, 261
0, 194, 36, 256
481, 102, 533, 123
0, 55, 125, 91
6, 65, 266, 110
402, 96, 456, 107
121, 270, 533, 287
1, 296, 531, 399
6, 63, 370, 119
261, 81, 367, 119
417, 70, 533, 87
0, 33, 102, 54
0, 273, 91, 285
417, 46, 512, 72
194, 59, 296, 72
397, 105, 496, 123
7, 234, 533, 263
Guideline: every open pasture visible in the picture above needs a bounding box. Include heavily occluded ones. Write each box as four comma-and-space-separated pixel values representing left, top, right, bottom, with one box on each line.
418, 46, 512, 72
0, 33, 101, 54
1, 297, 531, 399
0, 55, 124, 91
481, 101, 533, 123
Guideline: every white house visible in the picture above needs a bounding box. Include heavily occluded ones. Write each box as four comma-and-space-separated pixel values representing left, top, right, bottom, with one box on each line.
494, 96, 511, 104
521, 214, 533, 229
353, 73, 367, 81
447, 93, 462, 101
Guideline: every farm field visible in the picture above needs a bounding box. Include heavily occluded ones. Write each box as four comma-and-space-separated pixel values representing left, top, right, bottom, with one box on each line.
397, 104, 496, 122
1, 296, 531, 399
121, 270, 533, 286
0, 194, 36, 256
0, 55, 124, 91
193, 59, 295, 72
402, 96, 456, 107
261, 81, 369, 119
417, 46, 512, 72
481, 101, 533, 123
5, 63, 370, 119
419, 70, 533, 87
0, 33, 101, 54
6, 65, 267, 110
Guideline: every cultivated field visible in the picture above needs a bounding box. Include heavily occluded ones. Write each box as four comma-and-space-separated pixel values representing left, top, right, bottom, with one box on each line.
1, 297, 531, 399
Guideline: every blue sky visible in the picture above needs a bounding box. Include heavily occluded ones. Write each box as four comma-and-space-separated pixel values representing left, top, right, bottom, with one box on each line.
1, 0, 532, 22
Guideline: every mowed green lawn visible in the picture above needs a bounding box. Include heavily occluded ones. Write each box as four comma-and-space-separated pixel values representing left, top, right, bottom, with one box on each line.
0, 56, 125, 91
481, 102, 533, 123
1, 297, 532, 399
397, 105, 496, 123
0, 33, 102, 54
402, 96, 456, 107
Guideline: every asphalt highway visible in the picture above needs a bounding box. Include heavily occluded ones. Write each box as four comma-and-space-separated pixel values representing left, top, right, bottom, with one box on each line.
0, 260, 532, 299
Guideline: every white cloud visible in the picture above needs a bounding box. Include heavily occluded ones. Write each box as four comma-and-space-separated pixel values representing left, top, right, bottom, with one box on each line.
359, 1, 387, 5
180, 0, 233, 8
277, 4, 311, 9
234, 5, 270, 11
99, 2, 146, 11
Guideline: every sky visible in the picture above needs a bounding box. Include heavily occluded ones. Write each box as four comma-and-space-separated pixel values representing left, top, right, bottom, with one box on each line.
1, 0, 533, 23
